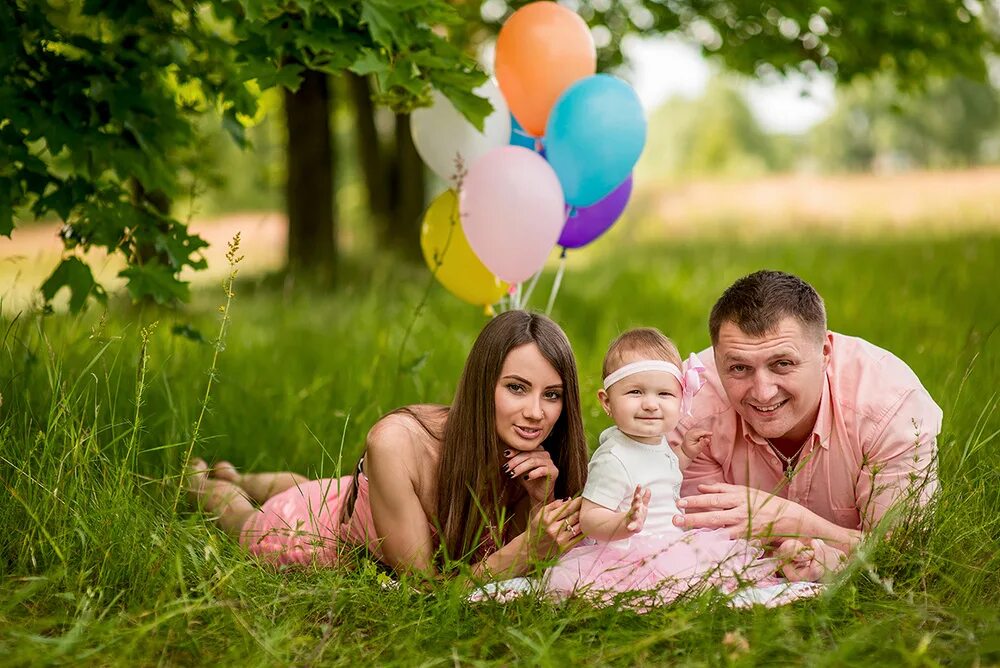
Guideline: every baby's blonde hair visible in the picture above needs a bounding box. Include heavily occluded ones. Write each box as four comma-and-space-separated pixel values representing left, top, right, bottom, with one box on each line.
602, 327, 682, 379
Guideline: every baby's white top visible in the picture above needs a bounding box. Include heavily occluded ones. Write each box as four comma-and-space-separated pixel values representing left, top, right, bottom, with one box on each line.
582, 427, 685, 546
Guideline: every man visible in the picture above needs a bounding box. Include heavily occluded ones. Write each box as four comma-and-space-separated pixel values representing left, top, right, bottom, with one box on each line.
670, 270, 941, 578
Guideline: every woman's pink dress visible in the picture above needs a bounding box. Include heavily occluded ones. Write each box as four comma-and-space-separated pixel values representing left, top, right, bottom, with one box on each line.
239, 474, 379, 567
546, 529, 788, 606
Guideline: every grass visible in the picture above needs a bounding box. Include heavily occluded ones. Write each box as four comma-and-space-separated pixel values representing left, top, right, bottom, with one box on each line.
1, 225, 999, 665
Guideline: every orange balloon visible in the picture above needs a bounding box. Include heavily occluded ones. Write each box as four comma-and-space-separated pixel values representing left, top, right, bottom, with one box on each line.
495, 2, 596, 137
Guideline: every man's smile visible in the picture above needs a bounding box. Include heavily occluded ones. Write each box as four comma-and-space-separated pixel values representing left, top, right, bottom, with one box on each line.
749, 399, 789, 414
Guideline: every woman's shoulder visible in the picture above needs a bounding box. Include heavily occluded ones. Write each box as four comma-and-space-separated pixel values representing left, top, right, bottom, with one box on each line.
366, 405, 446, 465
369, 404, 446, 439
365, 405, 443, 510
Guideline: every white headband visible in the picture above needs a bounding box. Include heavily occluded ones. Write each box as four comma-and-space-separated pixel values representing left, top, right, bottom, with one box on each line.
602, 353, 708, 416
602, 360, 681, 390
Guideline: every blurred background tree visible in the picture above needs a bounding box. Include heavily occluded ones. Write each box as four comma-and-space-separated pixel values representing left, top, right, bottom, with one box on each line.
810, 75, 1000, 172
3, 0, 999, 310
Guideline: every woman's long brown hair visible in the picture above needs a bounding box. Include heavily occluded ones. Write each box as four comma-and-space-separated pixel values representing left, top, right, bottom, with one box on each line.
435, 310, 588, 565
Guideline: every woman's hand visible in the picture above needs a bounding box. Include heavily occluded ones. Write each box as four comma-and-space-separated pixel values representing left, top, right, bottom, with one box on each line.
504, 447, 559, 505
525, 496, 583, 562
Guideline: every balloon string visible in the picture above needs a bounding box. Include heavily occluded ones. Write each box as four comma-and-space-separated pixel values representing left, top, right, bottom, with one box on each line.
520, 269, 543, 311
507, 282, 521, 310
545, 249, 568, 316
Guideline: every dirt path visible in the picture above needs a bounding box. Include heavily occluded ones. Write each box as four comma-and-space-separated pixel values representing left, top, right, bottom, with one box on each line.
1, 212, 287, 313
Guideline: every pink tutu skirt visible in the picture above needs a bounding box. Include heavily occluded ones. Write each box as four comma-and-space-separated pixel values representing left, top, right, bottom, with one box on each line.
545, 529, 781, 607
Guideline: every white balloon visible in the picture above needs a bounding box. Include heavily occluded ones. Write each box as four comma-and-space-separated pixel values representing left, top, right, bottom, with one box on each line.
411, 82, 512, 186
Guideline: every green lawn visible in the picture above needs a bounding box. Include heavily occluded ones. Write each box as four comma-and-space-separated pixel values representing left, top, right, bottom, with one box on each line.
1, 228, 998, 665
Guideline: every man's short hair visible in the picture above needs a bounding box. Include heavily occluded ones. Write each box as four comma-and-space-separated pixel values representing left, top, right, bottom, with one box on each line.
709, 270, 827, 345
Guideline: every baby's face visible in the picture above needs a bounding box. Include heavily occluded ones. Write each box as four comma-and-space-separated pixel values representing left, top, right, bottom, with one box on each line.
599, 369, 682, 445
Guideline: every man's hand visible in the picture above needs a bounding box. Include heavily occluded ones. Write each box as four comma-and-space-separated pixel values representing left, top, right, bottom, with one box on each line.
673, 482, 799, 539
775, 538, 847, 582
675, 482, 862, 553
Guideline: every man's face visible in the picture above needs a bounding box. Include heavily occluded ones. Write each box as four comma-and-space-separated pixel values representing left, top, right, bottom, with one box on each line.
714, 317, 831, 447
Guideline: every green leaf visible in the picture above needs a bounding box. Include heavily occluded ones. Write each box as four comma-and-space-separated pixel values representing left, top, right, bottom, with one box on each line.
402, 351, 429, 375
171, 323, 207, 344
222, 112, 248, 149
40, 257, 107, 313
433, 82, 493, 132
349, 49, 389, 77
256, 62, 306, 92
360, 2, 402, 49
118, 261, 190, 305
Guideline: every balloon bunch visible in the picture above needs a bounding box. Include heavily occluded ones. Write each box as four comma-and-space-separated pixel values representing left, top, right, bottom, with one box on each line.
414, 1, 646, 313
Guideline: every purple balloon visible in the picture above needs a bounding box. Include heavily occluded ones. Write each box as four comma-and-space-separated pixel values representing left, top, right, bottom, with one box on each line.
558, 174, 633, 249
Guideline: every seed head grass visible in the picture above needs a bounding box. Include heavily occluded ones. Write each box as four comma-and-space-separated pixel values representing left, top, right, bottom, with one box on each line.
0, 229, 998, 665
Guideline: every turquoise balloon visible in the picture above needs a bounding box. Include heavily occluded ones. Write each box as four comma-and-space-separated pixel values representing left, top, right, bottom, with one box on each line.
509, 114, 537, 149
545, 74, 646, 207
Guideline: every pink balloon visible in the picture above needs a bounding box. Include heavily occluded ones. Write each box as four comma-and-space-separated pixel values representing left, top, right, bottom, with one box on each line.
460, 146, 565, 284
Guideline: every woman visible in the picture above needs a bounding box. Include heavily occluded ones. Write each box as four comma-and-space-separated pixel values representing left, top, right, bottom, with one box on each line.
187, 310, 589, 579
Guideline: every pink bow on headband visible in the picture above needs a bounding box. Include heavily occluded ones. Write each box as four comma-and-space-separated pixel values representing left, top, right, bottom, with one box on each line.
681, 353, 706, 416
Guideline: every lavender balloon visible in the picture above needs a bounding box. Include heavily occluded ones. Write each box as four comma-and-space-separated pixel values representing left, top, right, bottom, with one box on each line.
558, 174, 632, 249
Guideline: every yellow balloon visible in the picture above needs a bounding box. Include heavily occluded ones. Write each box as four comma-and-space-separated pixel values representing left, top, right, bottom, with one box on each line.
420, 190, 508, 307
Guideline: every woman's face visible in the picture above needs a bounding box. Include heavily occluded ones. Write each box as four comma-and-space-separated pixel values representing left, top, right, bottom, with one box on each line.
494, 342, 564, 452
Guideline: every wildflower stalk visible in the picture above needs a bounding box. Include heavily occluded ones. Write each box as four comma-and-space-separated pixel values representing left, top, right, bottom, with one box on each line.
396, 157, 467, 377
173, 233, 243, 513
121, 321, 156, 489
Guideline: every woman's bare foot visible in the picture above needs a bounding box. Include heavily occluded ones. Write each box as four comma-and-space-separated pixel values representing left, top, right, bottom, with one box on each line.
185, 457, 257, 536
212, 460, 241, 484
186, 458, 211, 499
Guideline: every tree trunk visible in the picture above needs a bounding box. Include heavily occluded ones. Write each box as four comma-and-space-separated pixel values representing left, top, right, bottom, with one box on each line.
128, 178, 174, 268
284, 68, 336, 281
387, 112, 426, 262
349, 73, 426, 262
348, 73, 388, 223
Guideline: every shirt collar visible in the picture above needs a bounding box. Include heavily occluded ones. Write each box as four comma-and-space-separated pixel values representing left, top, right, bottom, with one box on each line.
742, 371, 833, 451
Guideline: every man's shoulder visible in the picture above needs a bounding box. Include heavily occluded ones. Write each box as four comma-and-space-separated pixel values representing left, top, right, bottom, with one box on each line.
827, 332, 933, 416
829, 333, 924, 387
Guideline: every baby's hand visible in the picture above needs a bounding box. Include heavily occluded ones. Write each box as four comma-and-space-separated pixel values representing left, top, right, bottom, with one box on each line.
680, 427, 712, 461
624, 485, 651, 534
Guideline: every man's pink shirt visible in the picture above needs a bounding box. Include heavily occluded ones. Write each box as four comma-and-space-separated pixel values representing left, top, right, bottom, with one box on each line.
673, 332, 942, 531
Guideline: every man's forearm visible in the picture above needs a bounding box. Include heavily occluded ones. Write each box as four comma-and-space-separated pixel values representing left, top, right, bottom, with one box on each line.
784, 504, 862, 554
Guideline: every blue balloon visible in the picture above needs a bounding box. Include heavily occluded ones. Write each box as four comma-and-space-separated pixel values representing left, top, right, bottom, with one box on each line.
545, 75, 647, 207
509, 114, 539, 150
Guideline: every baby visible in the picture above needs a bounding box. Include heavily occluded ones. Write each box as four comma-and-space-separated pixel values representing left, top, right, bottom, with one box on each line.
546, 327, 789, 605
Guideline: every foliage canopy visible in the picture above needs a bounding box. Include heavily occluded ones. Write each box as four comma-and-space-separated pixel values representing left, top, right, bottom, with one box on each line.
3, 0, 998, 310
